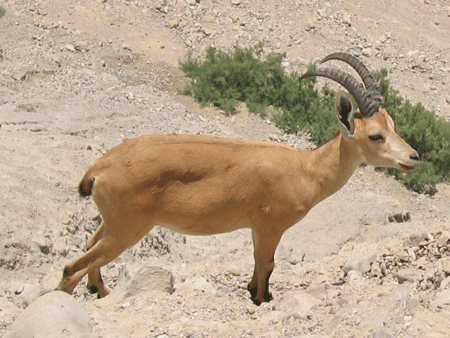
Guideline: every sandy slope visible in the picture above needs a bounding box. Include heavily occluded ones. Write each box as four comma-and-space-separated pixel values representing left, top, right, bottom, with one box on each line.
1, 0, 450, 337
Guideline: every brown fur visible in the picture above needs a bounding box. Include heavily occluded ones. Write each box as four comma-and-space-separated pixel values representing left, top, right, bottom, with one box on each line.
59, 105, 419, 305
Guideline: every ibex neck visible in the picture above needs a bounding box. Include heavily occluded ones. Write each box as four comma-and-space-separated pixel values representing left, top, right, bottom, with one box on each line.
302, 132, 362, 208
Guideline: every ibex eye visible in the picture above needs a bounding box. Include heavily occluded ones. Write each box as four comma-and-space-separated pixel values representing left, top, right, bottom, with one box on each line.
369, 135, 384, 141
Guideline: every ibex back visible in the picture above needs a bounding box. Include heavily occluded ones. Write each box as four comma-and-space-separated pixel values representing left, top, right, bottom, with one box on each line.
59, 53, 419, 305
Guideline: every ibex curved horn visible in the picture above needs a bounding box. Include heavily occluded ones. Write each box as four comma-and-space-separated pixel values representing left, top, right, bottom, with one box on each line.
300, 53, 384, 118
320, 52, 378, 91
299, 68, 380, 117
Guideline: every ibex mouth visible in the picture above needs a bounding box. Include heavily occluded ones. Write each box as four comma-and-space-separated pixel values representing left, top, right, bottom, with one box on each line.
399, 162, 419, 172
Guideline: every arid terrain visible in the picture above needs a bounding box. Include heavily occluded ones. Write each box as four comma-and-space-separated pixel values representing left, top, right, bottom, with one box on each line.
1, 0, 450, 337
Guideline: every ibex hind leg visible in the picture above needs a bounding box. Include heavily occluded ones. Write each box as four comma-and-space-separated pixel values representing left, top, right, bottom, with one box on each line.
59, 230, 131, 296
85, 221, 109, 296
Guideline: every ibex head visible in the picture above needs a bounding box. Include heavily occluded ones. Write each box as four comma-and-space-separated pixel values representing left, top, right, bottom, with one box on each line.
300, 52, 420, 172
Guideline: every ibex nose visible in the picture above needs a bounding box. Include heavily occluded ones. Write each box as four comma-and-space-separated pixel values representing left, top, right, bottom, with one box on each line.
410, 152, 419, 162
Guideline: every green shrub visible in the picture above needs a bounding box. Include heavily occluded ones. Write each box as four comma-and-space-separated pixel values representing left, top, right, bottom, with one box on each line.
180, 47, 450, 193
0, 6, 5, 18
180, 46, 336, 144
180, 47, 286, 116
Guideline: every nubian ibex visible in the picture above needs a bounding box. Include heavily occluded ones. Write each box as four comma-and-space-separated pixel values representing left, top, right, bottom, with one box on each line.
59, 53, 419, 305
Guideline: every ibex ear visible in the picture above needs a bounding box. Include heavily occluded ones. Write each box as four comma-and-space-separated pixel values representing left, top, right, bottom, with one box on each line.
335, 91, 355, 137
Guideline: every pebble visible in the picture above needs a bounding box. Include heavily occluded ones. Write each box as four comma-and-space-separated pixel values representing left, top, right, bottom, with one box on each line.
440, 276, 450, 290
260, 310, 288, 325
346, 269, 363, 283
343, 252, 377, 275
65, 44, 77, 53
430, 289, 450, 310
395, 268, 423, 284
373, 326, 395, 338
168, 18, 179, 29
370, 262, 382, 278
278, 291, 318, 317
408, 295, 421, 315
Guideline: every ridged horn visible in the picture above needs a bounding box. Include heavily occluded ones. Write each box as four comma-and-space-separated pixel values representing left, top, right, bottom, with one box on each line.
320, 52, 378, 91
299, 67, 381, 118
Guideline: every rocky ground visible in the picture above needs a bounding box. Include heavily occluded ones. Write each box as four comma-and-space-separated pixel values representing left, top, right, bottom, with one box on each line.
1, 0, 450, 337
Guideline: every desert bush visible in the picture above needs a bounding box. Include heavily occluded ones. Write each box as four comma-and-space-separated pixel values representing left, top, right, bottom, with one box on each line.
180, 47, 450, 193
180, 46, 336, 144
181, 47, 286, 115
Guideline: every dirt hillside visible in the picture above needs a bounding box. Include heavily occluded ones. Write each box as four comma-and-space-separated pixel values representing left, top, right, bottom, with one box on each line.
1, 0, 450, 337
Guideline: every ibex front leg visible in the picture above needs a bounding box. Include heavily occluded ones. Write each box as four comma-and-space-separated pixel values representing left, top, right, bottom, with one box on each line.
248, 229, 282, 305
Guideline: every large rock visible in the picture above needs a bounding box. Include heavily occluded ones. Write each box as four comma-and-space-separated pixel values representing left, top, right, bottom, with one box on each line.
110, 261, 174, 300
4, 291, 92, 338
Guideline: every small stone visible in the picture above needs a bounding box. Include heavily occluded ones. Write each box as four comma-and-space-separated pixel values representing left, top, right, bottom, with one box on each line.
408, 295, 421, 315
60, 212, 72, 225
168, 18, 179, 29
260, 311, 287, 325
231, 0, 243, 5
440, 276, 450, 290
246, 304, 256, 315
399, 253, 410, 262
306, 282, 329, 298
8, 280, 24, 295
122, 44, 132, 52
305, 18, 316, 32
437, 233, 449, 247
407, 248, 416, 261
343, 252, 377, 275
228, 265, 241, 276
32, 237, 51, 255
278, 291, 318, 317
347, 269, 363, 284
395, 268, 423, 284
430, 290, 450, 310
389, 212, 411, 223
388, 284, 413, 304
440, 258, 450, 274
342, 12, 352, 25
373, 326, 395, 338
362, 48, 372, 57
317, 8, 327, 19
65, 44, 77, 53
370, 262, 382, 278
181, 277, 213, 292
